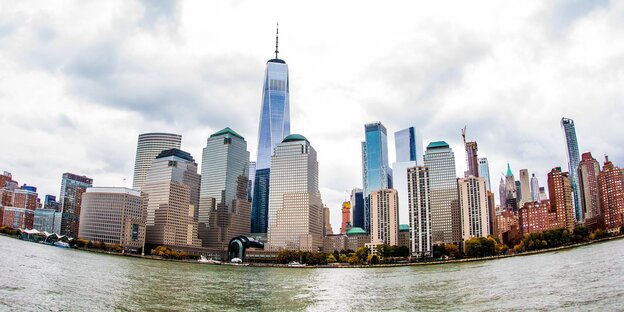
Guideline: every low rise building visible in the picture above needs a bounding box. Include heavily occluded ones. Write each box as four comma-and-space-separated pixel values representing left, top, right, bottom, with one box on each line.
345, 227, 370, 251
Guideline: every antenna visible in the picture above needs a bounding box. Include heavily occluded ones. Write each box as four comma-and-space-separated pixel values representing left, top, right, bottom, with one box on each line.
461, 125, 467, 144
275, 22, 279, 59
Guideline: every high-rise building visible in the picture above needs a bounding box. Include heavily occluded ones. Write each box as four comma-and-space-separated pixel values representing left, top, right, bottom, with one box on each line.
267, 135, 323, 251
478, 158, 491, 191
464, 143, 479, 178
561, 117, 581, 222
340, 201, 352, 234
539, 187, 548, 201
598, 156, 624, 230
1, 207, 34, 230
500, 164, 517, 211
547, 167, 575, 231
132, 133, 182, 191
362, 122, 392, 233
518, 201, 559, 235
530, 174, 540, 202
247, 161, 256, 202
518, 169, 531, 208
323, 206, 333, 236
392, 127, 421, 232
458, 176, 490, 241
407, 166, 432, 259
198, 128, 251, 250
59, 173, 93, 237
251, 28, 291, 235
578, 152, 601, 221
143, 149, 202, 248
424, 141, 461, 244
370, 189, 399, 246
486, 191, 497, 237
79, 187, 146, 252
350, 188, 365, 229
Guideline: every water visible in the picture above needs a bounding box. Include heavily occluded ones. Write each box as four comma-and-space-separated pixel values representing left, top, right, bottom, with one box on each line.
1, 235, 623, 311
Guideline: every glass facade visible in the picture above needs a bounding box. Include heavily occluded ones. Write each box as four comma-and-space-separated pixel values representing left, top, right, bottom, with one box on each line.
350, 188, 365, 229
561, 117, 581, 222
361, 122, 391, 233
395, 127, 423, 164
252, 57, 290, 234
132, 133, 182, 191
477, 157, 491, 191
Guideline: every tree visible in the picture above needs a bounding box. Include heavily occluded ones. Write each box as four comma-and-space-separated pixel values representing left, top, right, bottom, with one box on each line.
433, 244, 446, 259
367, 254, 380, 264
444, 244, 461, 258
465, 237, 496, 258
326, 254, 337, 263
395, 245, 409, 257
355, 246, 369, 262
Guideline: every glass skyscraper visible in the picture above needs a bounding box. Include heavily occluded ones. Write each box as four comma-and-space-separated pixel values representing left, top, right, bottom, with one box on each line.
393, 126, 422, 228
561, 117, 581, 222
477, 157, 491, 191
361, 122, 392, 233
251, 30, 290, 234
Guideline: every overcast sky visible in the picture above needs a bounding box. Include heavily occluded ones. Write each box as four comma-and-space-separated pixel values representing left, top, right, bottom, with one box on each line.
1, 0, 623, 231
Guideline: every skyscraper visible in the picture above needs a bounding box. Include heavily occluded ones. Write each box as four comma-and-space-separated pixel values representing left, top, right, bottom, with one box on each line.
350, 188, 365, 229
578, 152, 601, 221
247, 161, 256, 202
59, 173, 93, 237
340, 201, 352, 234
252, 27, 291, 234
547, 167, 575, 231
519, 169, 531, 207
530, 174, 540, 202
267, 134, 323, 251
424, 141, 461, 244
561, 117, 581, 222
500, 164, 517, 211
478, 158, 491, 191
198, 128, 251, 250
370, 189, 399, 246
458, 176, 490, 240
392, 127, 421, 230
598, 156, 624, 230
362, 122, 391, 233
143, 149, 202, 248
407, 166, 432, 259
132, 133, 182, 191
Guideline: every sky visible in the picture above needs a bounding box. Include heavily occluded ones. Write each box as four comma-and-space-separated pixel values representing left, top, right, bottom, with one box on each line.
1, 0, 623, 232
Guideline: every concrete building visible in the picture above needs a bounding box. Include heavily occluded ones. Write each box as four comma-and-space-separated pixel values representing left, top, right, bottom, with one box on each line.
518, 201, 559, 235
345, 227, 370, 251
323, 206, 333, 236
323, 234, 346, 252
1, 207, 34, 229
547, 167, 575, 231
478, 158, 492, 192
530, 174, 540, 202
458, 176, 490, 241
370, 189, 399, 246
519, 169, 531, 208
340, 201, 352, 234
424, 141, 461, 244
132, 132, 182, 191
578, 152, 601, 221
267, 134, 323, 252
59, 173, 93, 237
143, 149, 202, 249
198, 128, 251, 250
486, 191, 497, 237
407, 166, 432, 259
79, 187, 146, 252
598, 156, 624, 230
398, 224, 410, 248
500, 164, 518, 212
33, 208, 60, 233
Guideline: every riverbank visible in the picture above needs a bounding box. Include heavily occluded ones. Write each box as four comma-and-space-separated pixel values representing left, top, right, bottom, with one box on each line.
4, 232, 621, 268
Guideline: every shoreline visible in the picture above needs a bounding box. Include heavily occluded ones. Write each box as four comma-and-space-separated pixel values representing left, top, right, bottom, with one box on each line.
3, 233, 622, 268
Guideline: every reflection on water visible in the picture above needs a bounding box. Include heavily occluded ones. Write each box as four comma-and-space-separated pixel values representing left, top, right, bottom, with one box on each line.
1, 235, 623, 311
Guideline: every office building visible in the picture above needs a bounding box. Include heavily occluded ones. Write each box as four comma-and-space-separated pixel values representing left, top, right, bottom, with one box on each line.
324, 206, 333, 236
393, 127, 422, 229
561, 117, 581, 222
79, 187, 146, 252
598, 156, 624, 230
519, 169, 531, 207
424, 141, 461, 244
132, 133, 182, 191
407, 166, 432, 259
362, 122, 392, 233
341, 201, 352, 234
478, 157, 491, 191
500, 164, 517, 211
198, 128, 251, 250
1, 207, 34, 229
143, 149, 202, 248
458, 176, 490, 241
252, 27, 291, 235
33, 208, 60, 233
267, 135, 323, 251
345, 227, 371, 251
530, 174, 540, 202
518, 201, 558, 235
578, 152, 601, 221
350, 188, 365, 229
370, 189, 399, 246
248, 161, 256, 202
547, 167, 575, 231
486, 191, 497, 237
59, 173, 93, 237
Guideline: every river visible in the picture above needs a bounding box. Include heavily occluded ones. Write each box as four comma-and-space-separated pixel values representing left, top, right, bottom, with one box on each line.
1, 235, 622, 311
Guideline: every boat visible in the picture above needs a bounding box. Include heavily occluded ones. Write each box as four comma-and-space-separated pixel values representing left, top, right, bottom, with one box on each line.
53, 241, 70, 248
198, 255, 221, 264
287, 261, 306, 267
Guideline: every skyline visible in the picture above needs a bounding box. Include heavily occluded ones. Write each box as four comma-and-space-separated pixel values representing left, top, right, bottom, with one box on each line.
1, 1, 624, 232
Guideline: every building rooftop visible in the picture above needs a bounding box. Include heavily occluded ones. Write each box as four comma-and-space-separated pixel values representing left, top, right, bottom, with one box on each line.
210, 127, 244, 140
427, 141, 449, 149
155, 148, 194, 162
282, 134, 308, 143
268, 58, 286, 64
399, 224, 410, 232
346, 227, 367, 235
506, 163, 513, 176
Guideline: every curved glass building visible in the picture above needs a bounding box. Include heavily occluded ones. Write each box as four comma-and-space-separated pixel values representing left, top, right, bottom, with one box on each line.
251, 30, 291, 234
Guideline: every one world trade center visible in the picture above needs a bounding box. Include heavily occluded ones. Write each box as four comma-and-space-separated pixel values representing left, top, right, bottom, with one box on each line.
251, 26, 290, 234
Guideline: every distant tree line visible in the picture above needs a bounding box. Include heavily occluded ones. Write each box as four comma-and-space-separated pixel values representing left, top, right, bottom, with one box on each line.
73, 238, 123, 253
513, 226, 613, 252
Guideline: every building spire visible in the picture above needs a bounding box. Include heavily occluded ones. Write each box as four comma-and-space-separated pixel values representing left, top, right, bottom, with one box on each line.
275, 22, 279, 59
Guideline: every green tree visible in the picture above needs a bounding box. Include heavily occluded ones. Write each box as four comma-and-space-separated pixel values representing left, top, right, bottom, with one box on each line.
444, 244, 461, 258
326, 254, 337, 263
367, 254, 380, 264
355, 246, 369, 262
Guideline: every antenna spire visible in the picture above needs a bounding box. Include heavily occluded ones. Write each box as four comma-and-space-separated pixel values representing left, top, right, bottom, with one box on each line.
275, 22, 279, 59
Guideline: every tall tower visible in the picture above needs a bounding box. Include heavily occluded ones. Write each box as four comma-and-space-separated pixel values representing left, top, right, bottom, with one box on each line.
251, 25, 291, 234
478, 158, 491, 191
361, 122, 391, 233
407, 166, 432, 259
424, 141, 460, 244
267, 134, 323, 251
547, 167, 575, 231
458, 176, 490, 240
340, 201, 352, 234
59, 173, 93, 237
578, 152, 601, 221
519, 169, 531, 207
350, 188, 364, 229
598, 156, 624, 230
530, 174, 540, 202
198, 128, 251, 249
132, 133, 182, 191
370, 189, 399, 246
392, 127, 421, 229
561, 117, 581, 222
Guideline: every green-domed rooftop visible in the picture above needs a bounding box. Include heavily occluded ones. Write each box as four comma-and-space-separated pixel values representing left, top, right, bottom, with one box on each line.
282, 134, 308, 143
346, 227, 367, 235
210, 127, 244, 140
